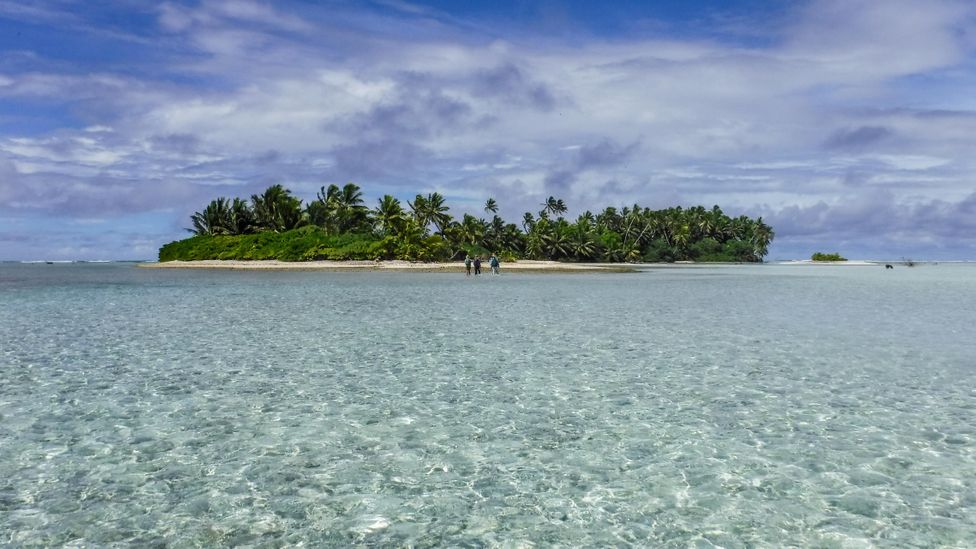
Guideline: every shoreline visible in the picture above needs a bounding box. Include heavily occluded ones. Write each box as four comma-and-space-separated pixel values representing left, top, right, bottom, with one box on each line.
136, 259, 903, 272
138, 259, 638, 273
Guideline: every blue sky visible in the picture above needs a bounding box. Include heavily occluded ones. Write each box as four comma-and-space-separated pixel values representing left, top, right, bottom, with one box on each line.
1, 0, 975, 260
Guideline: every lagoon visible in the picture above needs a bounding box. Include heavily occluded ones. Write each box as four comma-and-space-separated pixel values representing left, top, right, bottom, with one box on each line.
1, 262, 974, 545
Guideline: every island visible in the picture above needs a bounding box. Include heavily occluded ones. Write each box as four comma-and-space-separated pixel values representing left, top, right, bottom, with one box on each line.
155, 184, 774, 265
811, 252, 847, 262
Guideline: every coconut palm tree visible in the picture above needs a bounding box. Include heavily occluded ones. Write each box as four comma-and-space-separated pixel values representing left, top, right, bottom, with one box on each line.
625, 244, 643, 263
189, 197, 232, 235
408, 194, 430, 232
535, 219, 572, 259
751, 217, 774, 260
336, 183, 370, 232
621, 206, 645, 246
502, 223, 525, 253
227, 198, 255, 235
541, 196, 568, 217
408, 192, 452, 235
315, 183, 369, 233
425, 192, 452, 235
484, 197, 498, 215
251, 185, 304, 232
395, 218, 429, 260
596, 206, 621, 233
373, 195, 405, 236
672, 222, 691, 251
484, 215, 505, 250
458, 214, 485, 246
600, 230, 626, 262
569, 222, 597, 260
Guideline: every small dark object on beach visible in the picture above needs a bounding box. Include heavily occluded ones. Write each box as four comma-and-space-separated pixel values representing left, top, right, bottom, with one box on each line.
885, 264, 894, 269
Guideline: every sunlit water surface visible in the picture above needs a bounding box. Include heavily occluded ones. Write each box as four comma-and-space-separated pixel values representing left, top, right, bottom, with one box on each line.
1, 263, 974, 546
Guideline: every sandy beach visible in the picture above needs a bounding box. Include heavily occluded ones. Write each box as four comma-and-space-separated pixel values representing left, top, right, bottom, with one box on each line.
139, 259, 637, 273
774, 260, 886, 266
139, 259, 898, 272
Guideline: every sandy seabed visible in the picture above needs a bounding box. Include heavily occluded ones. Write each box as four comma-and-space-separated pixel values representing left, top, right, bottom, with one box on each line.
138, 259, 637, 273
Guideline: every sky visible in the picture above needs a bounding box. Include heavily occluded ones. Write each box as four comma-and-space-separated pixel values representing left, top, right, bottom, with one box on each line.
1, 0, 975, 261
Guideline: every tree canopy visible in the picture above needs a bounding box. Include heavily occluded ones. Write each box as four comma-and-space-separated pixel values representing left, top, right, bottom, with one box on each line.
166, 183, 774, 262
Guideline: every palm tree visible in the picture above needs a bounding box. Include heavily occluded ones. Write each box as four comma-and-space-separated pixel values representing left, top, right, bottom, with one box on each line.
251, 185, 304, 232
728, 215, 749, 240
408, 194, 430, 232
621, 206, 645, 246
227, 198, 255, 235
408, 192, 452, 235
336, 183, 369, 232
484, 197, 498, 215
189, 197, 232, 235
596, 206, 620, 233
502, 223, 525, 253
599, 230, 626, 262
569, 222, 597, 260
373, 195, 405, 236
751, 217, 774, 260
483, 215, 505, 250
671, 223, 691, 256
459, 214, 485, 246
306, 193, 328, 228
526, 216, 555, 259
709, 206, 729, 242
395, 218, 429, 261
541, 196, 568, 217
315, 183, 369, 233
545, 222, 572, 259
426, 192, 452, 235
625, 244, 643, 263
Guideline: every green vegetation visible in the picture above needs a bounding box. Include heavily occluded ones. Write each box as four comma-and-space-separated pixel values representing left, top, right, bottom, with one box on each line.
811, 252, 847, 261
163, 183, 775, 263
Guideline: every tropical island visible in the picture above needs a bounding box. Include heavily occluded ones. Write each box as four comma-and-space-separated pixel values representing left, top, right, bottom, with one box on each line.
157, 184, 774, 264
811, 252, 847, 262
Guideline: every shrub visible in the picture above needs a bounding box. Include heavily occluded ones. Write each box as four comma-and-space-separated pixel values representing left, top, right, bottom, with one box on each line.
159, 229, 380, 262
642, 239, 676, 263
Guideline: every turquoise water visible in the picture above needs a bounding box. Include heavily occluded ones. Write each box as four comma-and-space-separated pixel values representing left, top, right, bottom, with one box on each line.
1, 263, 974, 546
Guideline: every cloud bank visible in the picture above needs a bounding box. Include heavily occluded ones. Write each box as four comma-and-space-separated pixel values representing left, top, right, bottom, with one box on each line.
1, 0, 975, 259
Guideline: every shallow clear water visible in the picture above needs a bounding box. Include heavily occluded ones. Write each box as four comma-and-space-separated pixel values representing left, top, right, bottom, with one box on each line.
1, 262, 974, 546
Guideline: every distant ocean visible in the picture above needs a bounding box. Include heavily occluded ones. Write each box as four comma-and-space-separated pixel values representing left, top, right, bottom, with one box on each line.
2, 262, 974, 545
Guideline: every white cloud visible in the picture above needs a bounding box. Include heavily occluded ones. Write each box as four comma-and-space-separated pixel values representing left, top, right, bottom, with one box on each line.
2, 0, 976, 259
872, 154, 951, 171
785, 0, 971, 81
158, 0, 312, 33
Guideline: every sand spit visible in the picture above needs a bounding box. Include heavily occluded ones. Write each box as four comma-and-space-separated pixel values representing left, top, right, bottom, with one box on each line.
139, 259, 636, 273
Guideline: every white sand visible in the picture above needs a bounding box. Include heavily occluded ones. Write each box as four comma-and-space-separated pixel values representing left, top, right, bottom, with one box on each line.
775, 260, 883, 266
139, 259, 635, 273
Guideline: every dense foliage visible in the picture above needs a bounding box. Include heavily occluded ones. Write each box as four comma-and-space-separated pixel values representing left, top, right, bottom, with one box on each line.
811, 252, 847, 261
165, 183, 774, 262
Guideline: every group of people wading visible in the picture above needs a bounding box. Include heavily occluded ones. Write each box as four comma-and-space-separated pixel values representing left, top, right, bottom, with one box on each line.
464, 254, 500, 276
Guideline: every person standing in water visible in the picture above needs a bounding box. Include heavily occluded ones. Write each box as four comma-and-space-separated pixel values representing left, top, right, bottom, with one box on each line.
464, 254, 472, 276
489, 254, 500, 274
473, 256, 482, 275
